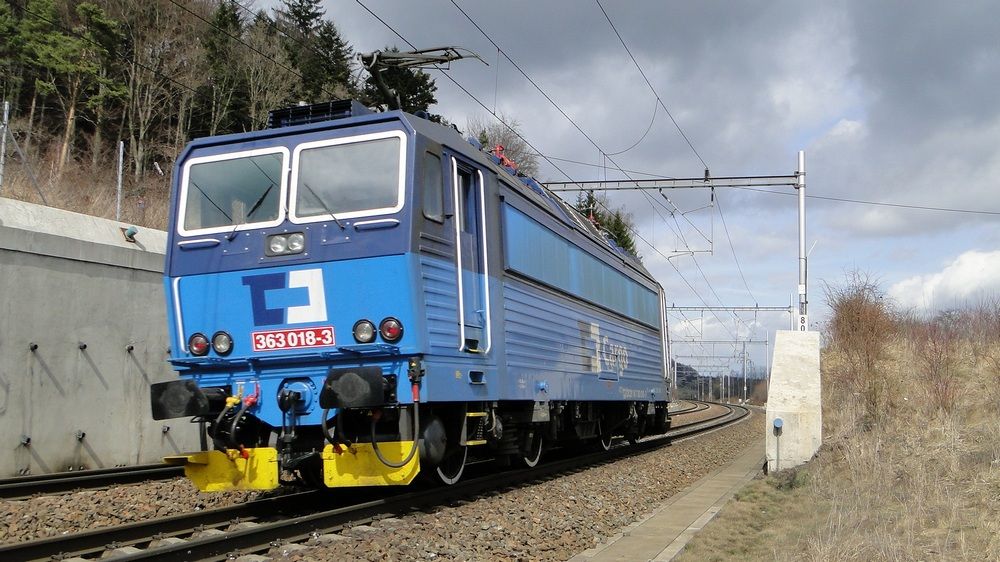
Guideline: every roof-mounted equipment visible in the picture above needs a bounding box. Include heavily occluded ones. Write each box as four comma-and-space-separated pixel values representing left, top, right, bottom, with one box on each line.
267, 100, 373, 129
360, 47, 484, 111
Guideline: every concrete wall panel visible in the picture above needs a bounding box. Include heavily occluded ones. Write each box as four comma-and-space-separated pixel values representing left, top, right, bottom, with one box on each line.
0, 199, 198, 476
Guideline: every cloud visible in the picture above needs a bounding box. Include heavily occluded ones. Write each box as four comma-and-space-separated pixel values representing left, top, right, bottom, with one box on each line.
888, 249, 1000, 312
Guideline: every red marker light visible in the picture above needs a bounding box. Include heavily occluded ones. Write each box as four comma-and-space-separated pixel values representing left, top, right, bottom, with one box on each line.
379, 317, 403, 343
188, 333, 210, 356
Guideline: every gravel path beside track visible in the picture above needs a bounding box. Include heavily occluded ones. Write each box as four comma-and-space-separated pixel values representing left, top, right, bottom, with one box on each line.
280, 410, 761, 562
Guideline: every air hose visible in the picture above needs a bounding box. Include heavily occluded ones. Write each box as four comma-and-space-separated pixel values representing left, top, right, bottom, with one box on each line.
320, 407, 348, 447
371, 382, 421, 468
227, 383, 260, 449
211, 403, 233, 452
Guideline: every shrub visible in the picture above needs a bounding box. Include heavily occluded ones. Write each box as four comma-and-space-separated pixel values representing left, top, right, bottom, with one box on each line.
823, 270, 896, 429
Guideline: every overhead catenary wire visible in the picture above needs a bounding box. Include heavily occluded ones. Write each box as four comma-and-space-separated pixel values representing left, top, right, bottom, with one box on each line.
715, 195, 756, 303
732, 186, 1000, 216
229, 0, 365, 99
440, 1, 738, 333
606, 99, 658, 156
351, 0, 579, 187
592, 1, 771, 319
590, 0, 763, 327
594, 0, 708, 170
351, 0, 743, 342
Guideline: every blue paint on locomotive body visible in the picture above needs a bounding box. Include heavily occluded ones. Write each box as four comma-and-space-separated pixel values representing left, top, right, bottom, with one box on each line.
166, 254, 425, 427
500, 277, 665, 402
164, 104, 669, 432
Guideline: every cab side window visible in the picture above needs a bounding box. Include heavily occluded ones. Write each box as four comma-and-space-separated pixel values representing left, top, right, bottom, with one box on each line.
423, 152, 444, 222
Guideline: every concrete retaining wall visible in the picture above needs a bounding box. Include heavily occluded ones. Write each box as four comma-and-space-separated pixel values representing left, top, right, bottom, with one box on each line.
0, 198, 199, 476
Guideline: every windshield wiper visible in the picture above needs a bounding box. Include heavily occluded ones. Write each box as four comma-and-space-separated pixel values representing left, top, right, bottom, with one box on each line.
190, 180, 233, 224
300, 181, 345, 230
226, 182, 275, 241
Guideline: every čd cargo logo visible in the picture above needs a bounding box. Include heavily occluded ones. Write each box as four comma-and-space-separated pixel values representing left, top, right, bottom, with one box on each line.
243, 269, 333, 352
242, 269, 328, 326
579, 321, 629, 376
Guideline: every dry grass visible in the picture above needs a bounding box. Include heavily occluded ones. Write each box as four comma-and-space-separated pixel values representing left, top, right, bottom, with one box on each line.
1, 151, 170, 230
677, 277, 1000, 561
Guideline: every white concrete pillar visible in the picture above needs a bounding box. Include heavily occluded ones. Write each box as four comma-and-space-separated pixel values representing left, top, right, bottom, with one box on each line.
765, 330, 821, 472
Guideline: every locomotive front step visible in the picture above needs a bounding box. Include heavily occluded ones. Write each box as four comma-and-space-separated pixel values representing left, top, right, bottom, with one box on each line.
163, 448, 279, 492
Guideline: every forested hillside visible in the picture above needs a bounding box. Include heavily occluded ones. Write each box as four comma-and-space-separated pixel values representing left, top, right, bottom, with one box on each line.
0, 0, 437, 227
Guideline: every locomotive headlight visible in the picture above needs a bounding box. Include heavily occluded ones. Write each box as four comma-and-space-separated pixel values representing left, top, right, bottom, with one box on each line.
379, 317, 403, 343
268, 235, 288, 254
266, 232, 305, 256
188, 333, 210, 356
211, 331, 233, 355
287, 232, 305, 253
353, 319, 376, 343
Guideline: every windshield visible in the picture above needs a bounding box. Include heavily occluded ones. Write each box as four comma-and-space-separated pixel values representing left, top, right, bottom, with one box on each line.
181, 150, 285, 233
293, 133, 404, 220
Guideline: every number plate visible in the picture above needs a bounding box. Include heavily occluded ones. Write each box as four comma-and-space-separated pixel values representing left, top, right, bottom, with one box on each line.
251, 326, 336, 352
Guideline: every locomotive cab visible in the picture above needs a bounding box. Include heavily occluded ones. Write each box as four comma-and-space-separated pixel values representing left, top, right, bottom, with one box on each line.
154, 101, 443, 489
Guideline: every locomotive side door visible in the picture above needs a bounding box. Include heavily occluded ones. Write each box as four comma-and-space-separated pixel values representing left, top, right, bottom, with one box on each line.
451, 157, 491, 354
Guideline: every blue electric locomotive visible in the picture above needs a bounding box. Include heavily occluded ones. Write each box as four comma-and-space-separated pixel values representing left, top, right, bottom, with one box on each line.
151, 100, 671, 491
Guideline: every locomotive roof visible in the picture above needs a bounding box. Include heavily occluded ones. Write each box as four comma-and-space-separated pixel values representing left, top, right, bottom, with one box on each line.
405, 112, 656, 285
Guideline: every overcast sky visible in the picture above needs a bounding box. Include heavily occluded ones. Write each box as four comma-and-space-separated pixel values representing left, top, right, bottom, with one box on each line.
274, 0, 1000, 374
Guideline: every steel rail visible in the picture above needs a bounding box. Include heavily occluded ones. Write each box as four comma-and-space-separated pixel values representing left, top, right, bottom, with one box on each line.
0, 490, 328, 560
3, 402, 747, 561
0, 464, 182, 500
667, 400, 702, 415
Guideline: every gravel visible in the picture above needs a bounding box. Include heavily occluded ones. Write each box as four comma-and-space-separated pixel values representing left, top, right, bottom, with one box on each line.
0, 407, 760, 562
282, 410, 761, 562
0, 478, 261, 545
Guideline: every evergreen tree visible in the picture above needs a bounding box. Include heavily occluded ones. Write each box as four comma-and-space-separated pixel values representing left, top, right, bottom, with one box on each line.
276, 0, 352, 102
314, 20, 352, 97
0, 3, 24, 102
574, 190, 639, 258
281, 0, 323, 31
198, 0, 249, 135
19, 0, 116, 175
76, 2, 126, 171
605, 209, 639, 256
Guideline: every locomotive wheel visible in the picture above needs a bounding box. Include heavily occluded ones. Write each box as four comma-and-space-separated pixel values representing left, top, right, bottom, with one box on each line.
434, 445, 468, 485
520, 429, 544, 468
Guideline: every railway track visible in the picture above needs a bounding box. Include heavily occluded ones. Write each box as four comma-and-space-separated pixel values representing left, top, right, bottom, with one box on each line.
0, 403, 705, 503
2, 401, 747, 561
0, 464, 182, 501
668, 400, 711, 416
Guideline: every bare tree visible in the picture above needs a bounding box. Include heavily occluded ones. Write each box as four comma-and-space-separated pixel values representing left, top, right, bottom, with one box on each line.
466, 112, 539, 177
242, 15, 297, 130
108, 0, 192, 179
